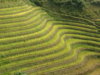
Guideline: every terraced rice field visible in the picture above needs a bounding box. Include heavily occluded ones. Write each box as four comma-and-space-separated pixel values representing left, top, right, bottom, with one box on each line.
0, 0, 100, 75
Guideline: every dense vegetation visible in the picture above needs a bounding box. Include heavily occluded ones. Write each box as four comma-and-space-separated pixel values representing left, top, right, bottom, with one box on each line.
30, 0, 100, 19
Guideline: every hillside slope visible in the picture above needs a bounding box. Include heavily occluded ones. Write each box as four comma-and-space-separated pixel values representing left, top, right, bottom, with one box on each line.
31, 0, 100, 19
0, 0, 100, 75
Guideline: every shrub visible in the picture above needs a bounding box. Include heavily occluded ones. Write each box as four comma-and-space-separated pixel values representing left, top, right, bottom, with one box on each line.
14, 72, 27, 75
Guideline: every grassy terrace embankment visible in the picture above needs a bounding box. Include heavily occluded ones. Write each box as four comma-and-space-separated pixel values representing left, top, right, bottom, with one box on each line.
0, 0, 100, 75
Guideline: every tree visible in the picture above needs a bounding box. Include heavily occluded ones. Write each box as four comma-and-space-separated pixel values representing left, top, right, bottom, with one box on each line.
70, 0, 84, 11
